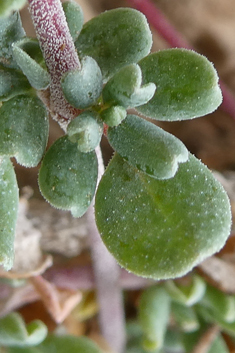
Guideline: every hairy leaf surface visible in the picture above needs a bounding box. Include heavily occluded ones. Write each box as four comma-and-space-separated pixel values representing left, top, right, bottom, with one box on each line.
61, 56, 102, 109
0, 94, 49, 167
102, 64, 155, 108
12, 38, 50, 90
62, 1, 84, 42
39, 136, 98, 217
95, 153, 231, 279
107, 115, 188, 179
137, 49, 222, 121
0, 65, 31, 101
67, 111, 103, 153
0, 12, 25, 68
0, 157, 18, 270
75, 8, 152, 82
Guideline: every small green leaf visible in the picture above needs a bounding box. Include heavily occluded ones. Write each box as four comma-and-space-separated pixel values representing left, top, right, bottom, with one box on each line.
0, 157, 18, 270
138, 286, 171, 350
0, 65, 31, 101
137, 49, 222, 121
107, 115, 189, 179
0, 0, 26, 18
100, 105, 127, 127
102, 64, 155, 108
67, 111, 103, 153
0, 11, 25, 68
61, 56, 102, 109
201, 284, 235, 323
165, 275, 206, 306
75, 8, 152, 82
62, 1, 84, 42
0, 312, 47, 347
95, 153, 231, 279
171, 302, 199, 332
207, 336, 229, 353
12, 38, 50, 90
0, 94, 49, 167
39, 335, 103, 353
38, 136, 98, 217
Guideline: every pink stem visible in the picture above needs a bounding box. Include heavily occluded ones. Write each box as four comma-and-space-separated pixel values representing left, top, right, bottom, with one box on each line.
28, 0, 81, 128
127, 0, 235, 120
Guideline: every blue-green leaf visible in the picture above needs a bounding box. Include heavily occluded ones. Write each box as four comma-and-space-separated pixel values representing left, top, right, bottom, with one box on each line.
102, 64, 155, 108
138, 286, 171, 350
12, 38, 50, 90
0, 65, 31, 101
0, 313, 47, 347
0, 94, 49, 167
61, 56, 102, 109
38, 136, 98, 217
137, 49, 222, 121
75, 8, 152, 82
107, 115, 188, 179
0, 12, 25, 68
67, 111, 103, 153
100, 105, 127, 127
62, 1, 84, 42
0, 157, 18, 270
165, 275, 206, 306
95, 153, 231, 279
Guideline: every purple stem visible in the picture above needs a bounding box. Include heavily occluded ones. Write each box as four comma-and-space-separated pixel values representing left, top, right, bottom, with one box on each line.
28, 0, 81, 128
127, 0, 235, 120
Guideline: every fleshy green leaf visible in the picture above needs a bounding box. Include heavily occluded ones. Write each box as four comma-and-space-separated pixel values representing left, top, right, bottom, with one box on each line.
165, 275, 206, 306
137, 49, 222, 121
0, 312, 47, 347
75, 8, 152, 82
61, 56, 102, 109
38, 136, 98, 217
0, 157, 18, 270
0, 0, 26, 18
171, 302, 199, 332
12, 38, 50, 90
102, 64, 155, 108
62, 1, 84, 42
0, 94, 49, 167
95, 153, 231, 279
201, 284, 235, 323
138, 286, 171, 351
0, 65, 31, 101
67, 111, 103, 153
0, 11, 25, 68
207, 336, 229, 353
100, 105, 127, 127
107, 115, 189, 179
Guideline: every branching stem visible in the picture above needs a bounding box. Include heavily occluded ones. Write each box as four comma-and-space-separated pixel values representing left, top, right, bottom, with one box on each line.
28, 0, 81, 128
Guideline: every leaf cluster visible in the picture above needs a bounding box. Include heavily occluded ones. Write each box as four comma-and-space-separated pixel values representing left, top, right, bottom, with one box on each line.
0, 2, 231, 282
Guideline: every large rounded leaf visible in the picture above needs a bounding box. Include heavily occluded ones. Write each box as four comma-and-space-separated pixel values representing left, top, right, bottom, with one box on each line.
0, 94, 49, 167
0, 157, 18, 270
137, 49, 222, 121
38, 136, 98, 217
95, 153, 231, 279
75, 8, 152, 82
107, 114, 188, 179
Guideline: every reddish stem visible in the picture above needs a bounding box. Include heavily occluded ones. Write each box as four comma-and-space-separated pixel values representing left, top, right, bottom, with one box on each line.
127, 0, 235, 120
28, 0, 81, 128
